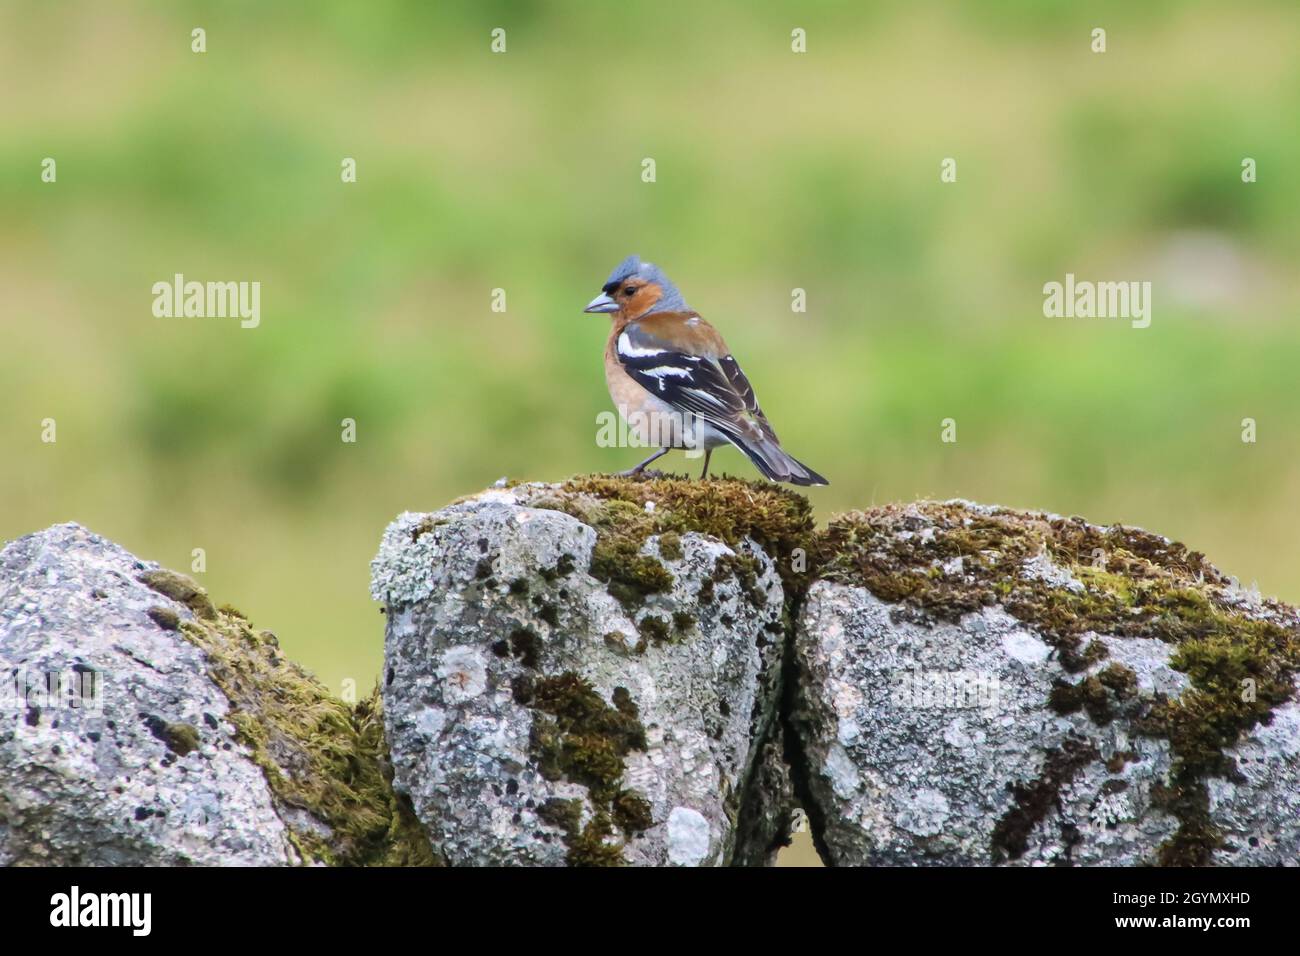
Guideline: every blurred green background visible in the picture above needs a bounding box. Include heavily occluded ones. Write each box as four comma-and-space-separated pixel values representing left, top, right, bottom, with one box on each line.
3, 0, 1299, 712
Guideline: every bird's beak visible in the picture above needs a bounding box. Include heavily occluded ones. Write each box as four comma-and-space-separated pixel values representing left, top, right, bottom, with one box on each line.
584, 293, 619, 314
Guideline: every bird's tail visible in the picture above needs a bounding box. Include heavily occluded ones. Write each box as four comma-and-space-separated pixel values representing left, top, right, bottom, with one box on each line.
727, 432, 829, 487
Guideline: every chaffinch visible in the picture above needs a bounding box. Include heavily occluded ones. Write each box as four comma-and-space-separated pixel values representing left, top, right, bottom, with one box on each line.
584, 255, 828, 486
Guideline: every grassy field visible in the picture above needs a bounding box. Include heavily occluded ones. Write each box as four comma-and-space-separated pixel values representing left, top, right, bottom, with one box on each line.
3, 0, 1298, 719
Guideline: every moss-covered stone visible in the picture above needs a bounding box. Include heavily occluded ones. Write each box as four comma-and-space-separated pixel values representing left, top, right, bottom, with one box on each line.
713, 552, 768, 607
536, 796, 583, 834
538, 552, 577, 582
637, 614, 672, 645
140, 569, 216, 621
814, 501, 1300, 866
381, 484, 1298, 866
529, 475, 814, 610
657, 532, 684, 562
612, 789, 654, 833
991, 738, 1098, 862
514, 671, 651, 866
506, 627, 541, 668
175, 600, 439, 867
566, 814, 626, 867
142, 715, 201, 756
146, 605, 180, 631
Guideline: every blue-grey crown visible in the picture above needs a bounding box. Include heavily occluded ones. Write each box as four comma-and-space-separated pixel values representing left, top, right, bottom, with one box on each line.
604, 254, 641, 287
602, 254, 687, 313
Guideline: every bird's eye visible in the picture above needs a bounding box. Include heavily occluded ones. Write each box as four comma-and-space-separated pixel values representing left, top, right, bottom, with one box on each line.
622, 285, 636, 296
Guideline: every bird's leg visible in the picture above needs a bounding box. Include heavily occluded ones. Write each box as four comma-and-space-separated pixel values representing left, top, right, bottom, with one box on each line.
618, 447, 669, 477
699, 449, 712, 480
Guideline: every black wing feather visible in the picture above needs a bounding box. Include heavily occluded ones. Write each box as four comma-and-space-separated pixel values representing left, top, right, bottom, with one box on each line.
619, 349, 742, 422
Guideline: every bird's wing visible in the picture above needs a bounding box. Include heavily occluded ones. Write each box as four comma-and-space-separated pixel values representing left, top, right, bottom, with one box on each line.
716, 353, 778, 442
616, 313, 778, 444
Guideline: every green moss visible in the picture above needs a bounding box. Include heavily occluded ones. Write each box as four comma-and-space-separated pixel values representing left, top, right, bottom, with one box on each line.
1098, 662, 1138, 698
1061, 638, 1110, 673
596, 542, 674, 611
176, 602, 439, 867
1149, 778, 1218, 865
497, 628, 546, 665
139, 569, 432, 865
637, 614, 672, 645
536, 792, 646, 867
535, 476, 814, 608
521, 672, 647, 800
514, 671, 650, 865
713, 553, 768, 607
612, 789, 654, 833
143, 715, 201, 756
146, 605, 180, 631
566, 814, 626, 866
816, 501, 1300, 866
140, 569, 216, 621
602, 630, 643, 655
357, 702, 442, 867
539, 552, 577, 582
658, 532, 684, 561
991, 739, 1098, 862
1047, 679, 1099, 724
536, 797, 583, 834
528, 493, 669, 609
1048, 664, 1138, 726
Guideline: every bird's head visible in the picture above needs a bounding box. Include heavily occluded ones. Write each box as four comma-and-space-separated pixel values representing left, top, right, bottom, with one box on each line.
584, 254, 687, 320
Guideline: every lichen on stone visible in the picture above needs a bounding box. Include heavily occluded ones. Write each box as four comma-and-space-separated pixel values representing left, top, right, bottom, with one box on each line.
368, 511, 450, 607
813, 499, 1300, 865
166, 572, 439, 866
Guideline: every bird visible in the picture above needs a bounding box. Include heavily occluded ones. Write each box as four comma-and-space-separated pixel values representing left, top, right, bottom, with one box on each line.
584, 254, 828, 486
